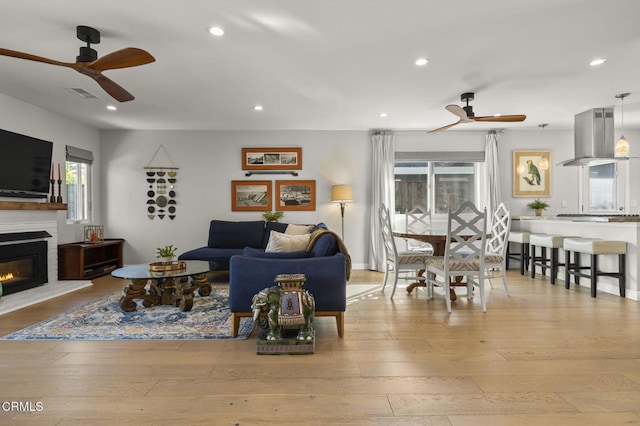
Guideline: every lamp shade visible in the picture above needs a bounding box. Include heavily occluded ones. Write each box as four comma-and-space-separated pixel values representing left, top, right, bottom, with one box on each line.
331, 184, 353, 203
615, 135, 629, 158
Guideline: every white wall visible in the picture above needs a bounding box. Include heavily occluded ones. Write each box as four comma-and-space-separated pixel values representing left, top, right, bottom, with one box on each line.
395, 129, 578, 216
396, 128, 640, 217
100, 127, 640, 271
99, 130, 371, 267
0, 93, 101, 243
3, 91, 637, 270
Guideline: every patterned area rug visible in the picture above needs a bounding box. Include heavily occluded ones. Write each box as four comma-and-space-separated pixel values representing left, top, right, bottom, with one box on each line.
1, 287, 253, 340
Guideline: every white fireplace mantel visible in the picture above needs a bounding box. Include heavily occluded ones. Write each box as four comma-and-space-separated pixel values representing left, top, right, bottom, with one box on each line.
0, 209, 60, 285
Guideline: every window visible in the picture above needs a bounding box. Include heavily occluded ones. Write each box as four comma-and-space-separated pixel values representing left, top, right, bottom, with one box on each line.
581, 160, 627, 213
65, 145, 93, 222
395, 151, 482, 216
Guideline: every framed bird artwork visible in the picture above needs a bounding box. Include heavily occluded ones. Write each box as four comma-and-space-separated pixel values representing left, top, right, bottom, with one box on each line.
513, 150, 551, 197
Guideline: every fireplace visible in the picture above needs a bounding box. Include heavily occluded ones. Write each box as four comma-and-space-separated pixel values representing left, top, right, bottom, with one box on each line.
0, 232, 50, 295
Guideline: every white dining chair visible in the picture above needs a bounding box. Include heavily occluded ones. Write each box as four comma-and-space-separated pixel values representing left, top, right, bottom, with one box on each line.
484, 202, 511, 294
405, 205, 434, 254
424, 201, 488, 313
378, 204, 432, 298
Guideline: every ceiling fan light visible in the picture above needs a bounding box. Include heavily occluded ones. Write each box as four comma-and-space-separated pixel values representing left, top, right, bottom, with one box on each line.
615, 135, 629, 157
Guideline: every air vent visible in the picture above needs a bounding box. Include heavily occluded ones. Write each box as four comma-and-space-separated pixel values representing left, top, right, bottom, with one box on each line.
67, 87, 98, 99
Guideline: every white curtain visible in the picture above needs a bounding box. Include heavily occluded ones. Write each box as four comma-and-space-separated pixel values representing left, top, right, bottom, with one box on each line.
369, 129, 395, 271
484, 131, 502, 226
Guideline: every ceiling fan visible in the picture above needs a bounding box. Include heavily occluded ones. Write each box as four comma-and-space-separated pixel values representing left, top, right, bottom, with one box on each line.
429, 92, 526, 132
0, 25, 155, 102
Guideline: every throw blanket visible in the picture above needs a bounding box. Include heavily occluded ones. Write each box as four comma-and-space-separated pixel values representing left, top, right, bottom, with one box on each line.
306, 230, 352, 280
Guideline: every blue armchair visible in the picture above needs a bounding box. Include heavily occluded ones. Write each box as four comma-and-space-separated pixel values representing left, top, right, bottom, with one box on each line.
229, 232, 348, 337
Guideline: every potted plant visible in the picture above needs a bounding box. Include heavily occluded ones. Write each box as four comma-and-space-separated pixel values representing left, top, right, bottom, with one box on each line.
156, 245, 178, 263
527, 199, 549, 216
262, 211, 284, 222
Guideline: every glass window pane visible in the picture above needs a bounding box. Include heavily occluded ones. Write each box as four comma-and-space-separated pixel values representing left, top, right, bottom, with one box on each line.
433, 162, 475, 214
588, 163, 615, 211
394, 161, 428, 214
66, 161, 91, 222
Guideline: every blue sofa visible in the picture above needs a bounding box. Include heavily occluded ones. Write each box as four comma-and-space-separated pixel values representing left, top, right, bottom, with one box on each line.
179, 220, 283, 270
179, 220, 348, 337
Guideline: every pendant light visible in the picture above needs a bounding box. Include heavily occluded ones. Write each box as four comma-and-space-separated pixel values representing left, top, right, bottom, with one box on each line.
615, 93, 630, 158
537, 124, 549, 170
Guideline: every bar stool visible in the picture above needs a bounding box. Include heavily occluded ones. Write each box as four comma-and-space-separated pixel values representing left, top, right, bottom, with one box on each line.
563, 237, 626, 298
529, 234, 569, 284
507, 231, 530, 275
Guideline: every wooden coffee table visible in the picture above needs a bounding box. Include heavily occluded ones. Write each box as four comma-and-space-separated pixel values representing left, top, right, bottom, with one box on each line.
111, 260, 217, 312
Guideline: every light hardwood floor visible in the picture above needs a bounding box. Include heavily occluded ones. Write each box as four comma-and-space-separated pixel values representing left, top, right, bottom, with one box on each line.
1, 270, 639, 425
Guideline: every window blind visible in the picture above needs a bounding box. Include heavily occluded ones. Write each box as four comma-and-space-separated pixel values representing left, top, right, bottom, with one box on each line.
395, 151, 485, 162
65, 145, 94, 164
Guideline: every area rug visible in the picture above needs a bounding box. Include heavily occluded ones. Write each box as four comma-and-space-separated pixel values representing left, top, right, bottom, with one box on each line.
346, 283, 382, 305
1, 287, 253, 341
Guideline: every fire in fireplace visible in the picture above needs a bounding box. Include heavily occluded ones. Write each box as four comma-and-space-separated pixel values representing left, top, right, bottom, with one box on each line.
0, 232, 49, 295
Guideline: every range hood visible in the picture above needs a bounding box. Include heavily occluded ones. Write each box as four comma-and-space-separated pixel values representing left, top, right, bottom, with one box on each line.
560, 107, 625, 166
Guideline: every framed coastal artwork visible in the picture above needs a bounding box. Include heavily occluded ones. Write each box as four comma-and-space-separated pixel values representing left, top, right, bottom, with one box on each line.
275, 180, 316, 211
242, 147, 302, 171
513, 150, 551, 197
231, 180, 272, 211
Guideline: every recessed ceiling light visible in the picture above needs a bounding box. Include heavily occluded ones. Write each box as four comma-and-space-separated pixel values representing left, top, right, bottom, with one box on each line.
209, 26, 225, 36
379, 112, 388, 118
106, 105, 117, 111
415, 58, 429, 66
254, 105, 263, 111
590, 58, 606, 66
493, 113, 502, 117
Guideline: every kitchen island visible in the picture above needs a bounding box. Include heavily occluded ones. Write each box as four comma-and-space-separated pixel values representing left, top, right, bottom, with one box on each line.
512, 216, 640, 300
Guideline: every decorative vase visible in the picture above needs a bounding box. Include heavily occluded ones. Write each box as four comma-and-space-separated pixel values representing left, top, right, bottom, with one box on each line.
161, 256, 175, 264
534, 209, 543, 217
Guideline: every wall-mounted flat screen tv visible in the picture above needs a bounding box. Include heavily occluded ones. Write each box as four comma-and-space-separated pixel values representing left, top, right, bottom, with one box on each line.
0, 128, 53, 198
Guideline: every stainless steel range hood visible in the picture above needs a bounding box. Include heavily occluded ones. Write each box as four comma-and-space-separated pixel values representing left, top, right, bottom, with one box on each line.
559, 107, 625, 166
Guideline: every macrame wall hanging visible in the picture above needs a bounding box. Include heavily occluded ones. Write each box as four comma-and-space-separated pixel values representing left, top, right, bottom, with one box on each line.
144, 145, 178, 220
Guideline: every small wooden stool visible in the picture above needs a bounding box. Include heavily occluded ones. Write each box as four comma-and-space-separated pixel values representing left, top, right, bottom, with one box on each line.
507, 231, 530, 275
563, 237, 626, 297
529, 234, 569, 284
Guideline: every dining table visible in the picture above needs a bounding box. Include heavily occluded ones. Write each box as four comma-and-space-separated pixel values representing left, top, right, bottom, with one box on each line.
392, 230, 479, 300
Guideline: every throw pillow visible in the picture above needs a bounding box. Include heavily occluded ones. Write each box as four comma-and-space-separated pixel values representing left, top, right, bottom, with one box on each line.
265, 231, 311, 253
285, 224, 313, 235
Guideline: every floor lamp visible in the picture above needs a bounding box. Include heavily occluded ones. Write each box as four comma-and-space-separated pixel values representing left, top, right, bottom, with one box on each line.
331, 184, 353, 240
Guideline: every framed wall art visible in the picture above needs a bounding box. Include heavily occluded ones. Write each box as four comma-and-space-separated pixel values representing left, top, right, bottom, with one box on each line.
513, 150, 551, 197
275, 180, 316, 211
242, 147, 302, 171
231, 180, 272, 211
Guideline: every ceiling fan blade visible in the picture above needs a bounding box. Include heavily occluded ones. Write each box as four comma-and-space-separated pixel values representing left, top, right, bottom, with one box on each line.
445, 104, 469, 119
472, 114, 527, 122
428, 120, 462, 133
0, 48, 74, 68
88, 72, 135, 102
89, 48, 155, 71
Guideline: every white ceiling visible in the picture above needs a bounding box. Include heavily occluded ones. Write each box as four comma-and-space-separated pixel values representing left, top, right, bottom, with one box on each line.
1, 0, 639, 132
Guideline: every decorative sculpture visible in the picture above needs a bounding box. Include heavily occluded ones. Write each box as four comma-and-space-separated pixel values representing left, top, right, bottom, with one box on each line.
251, 274, 315, 341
